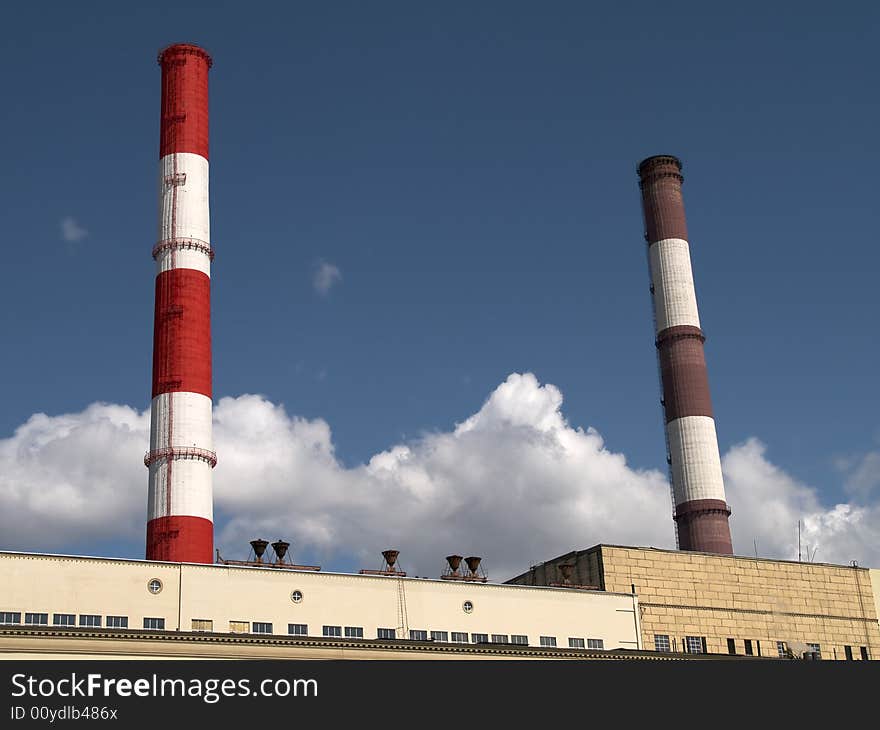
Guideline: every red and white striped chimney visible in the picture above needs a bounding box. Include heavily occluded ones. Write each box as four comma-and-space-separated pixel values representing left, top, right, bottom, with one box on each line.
145, 43, 215, 563
638, 155, 734, 555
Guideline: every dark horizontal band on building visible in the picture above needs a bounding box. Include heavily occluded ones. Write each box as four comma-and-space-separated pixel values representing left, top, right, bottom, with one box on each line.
656, 324, 705, 348
674, 500, 734, 555
639, 160, 689, 242
0, 626, 684, 660
657, 326, 714, 421
638, 603, 878, 624
151, 267, 212, 399
674, 499, 731, 518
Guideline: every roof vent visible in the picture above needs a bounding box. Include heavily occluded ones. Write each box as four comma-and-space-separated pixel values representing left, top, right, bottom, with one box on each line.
271, 540, 291, 565
382, 549, 400, 570
441, 554, 488, 581
214, 539, 321, 572
548, 561, 600, 591
249, 538, 269, 564
441, 554, 466, 580
359, 549, 407, 576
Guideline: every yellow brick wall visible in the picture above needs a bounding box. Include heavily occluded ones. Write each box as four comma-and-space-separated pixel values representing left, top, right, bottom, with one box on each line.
599, 546, 879, 660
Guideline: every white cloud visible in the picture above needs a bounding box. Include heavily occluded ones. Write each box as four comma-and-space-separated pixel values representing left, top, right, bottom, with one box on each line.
843, 451, 880, 499
1, 374, 879, 577
213, 373, 673, 577
60, 217, 88, 242
0, 403, 147, 548
313, 260, 341, 295
723, 438, 880, 566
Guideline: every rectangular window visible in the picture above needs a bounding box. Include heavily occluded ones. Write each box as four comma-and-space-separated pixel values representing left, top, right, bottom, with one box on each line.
654, 634, 670, 652
53, 613, 75, 627
727, 638, 737, 655
511, 635, 528, 646
191, 619, 213, 632
540, 636, 557, 647
288, 623, 308, 636
756, 640, 761, 657
377, 628, 396, 639
684, 636, 705, 654
450, 632, 468, 643
322, 625, 342, 638
491, 634, 509, 644
409, 629, 428, 641
744, 639, 753, 656
106, 616, 128, 629
0, 612, 22, 625
776, 641, 787, 658
345, 626, 364, 639
25, 613, 48, 626
253, 622, 273, 634
471, 633, 489, 644
586, 638, 604, 650
568, 637, 586, 649
79, 614, 101, 628
807, 643, 821, 659
229, 621, 249, 634
144, 617, 165, 630
845, 645, 853, 661
861, 646, 869, 661
430, 631, 448, 642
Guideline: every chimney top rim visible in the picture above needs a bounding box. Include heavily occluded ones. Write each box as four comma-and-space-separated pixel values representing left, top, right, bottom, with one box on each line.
158, 43, 213, 68
637, 154, 682, 176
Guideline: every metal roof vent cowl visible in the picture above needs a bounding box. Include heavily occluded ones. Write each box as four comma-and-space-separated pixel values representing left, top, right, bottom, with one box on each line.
250, 539, 269, 564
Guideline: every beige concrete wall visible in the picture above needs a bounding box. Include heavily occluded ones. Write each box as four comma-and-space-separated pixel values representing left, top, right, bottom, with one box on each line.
512, 545, 880, 660
183, 564, 639, 648
871, 569, 880, 642
0, 552, 640, 654
2, 553, 182, 630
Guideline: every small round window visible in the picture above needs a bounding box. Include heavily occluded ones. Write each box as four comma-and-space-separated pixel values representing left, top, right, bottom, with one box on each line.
462, 600, 474, 614
148, 579, 163, 595
291, 590, 303, 604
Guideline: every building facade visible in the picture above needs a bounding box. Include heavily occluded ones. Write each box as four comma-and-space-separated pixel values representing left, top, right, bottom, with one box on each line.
0, 551, 644, 660
508, 545, 879, 660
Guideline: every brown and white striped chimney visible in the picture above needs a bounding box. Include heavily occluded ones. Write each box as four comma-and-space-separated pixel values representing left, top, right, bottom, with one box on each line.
637, 155, 734, 555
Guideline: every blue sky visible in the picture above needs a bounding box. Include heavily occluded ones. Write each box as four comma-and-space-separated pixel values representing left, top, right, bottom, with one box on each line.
1, 2, 878, 573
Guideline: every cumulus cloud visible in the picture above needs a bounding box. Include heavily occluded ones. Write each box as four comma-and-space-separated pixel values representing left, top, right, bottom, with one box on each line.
312, 260, 341, 295
213, 373, 673, 577
60, 217, 88, 242
842, 451, 880, 499
724, 438, 880, 566
0, 403, 147, 548
1, 373, 878, 577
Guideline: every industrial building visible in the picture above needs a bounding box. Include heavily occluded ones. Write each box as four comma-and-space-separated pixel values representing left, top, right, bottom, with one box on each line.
0, 43, 876, 661
508, 545, 880, 660
0, 549, 649, 660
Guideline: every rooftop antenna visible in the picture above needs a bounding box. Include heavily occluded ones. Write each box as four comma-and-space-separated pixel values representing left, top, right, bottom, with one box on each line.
798, 520, 801, 562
